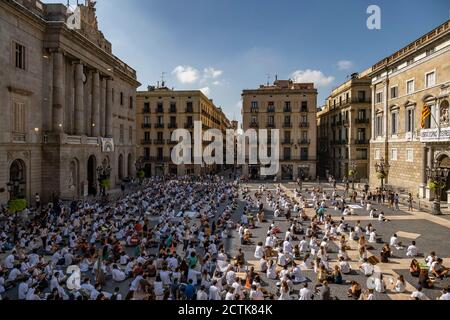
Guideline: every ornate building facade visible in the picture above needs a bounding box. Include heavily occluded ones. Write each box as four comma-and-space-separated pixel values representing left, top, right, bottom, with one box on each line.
0, 0, 140, 204
369, 20, 450, 202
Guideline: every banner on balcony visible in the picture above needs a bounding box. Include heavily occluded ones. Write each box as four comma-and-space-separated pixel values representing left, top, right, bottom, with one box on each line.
101, 138, 115, 153
420, 127, 450, 142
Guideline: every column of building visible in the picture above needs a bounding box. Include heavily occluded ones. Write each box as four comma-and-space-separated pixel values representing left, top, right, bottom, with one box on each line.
52, 50, 65, 133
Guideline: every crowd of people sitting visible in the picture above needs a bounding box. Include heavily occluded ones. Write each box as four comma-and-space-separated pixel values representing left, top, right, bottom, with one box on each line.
0, 176, 448, 301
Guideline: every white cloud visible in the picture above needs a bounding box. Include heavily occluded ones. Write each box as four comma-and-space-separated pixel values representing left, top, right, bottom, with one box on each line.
200, 87, 210, 97
203, 67, 223, 79
337, 60, 354, 70
172, 65, 200, 84
290, 69, 335, 87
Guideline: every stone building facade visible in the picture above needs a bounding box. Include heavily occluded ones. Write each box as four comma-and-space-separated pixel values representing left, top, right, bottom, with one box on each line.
0, 0, 140, 204
369, 20, 450, 201
242, 79, 318, 180
136, 85, 231, 177
317, 72, 372, 181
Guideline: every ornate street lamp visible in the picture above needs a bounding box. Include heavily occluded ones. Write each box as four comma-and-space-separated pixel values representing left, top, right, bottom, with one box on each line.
375, 157, 390, 190
426, 160, 449, 216
349, 161, 358, 190
97, 159, 111, 197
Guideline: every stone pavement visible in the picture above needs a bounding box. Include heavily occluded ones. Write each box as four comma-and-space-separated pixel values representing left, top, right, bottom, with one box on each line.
227, 181, 449, 300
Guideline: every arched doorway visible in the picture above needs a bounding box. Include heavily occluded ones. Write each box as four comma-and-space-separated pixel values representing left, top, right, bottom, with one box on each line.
438, 155, 450, 202
118, 154, 124, 180
9, 159, 26, 200
127, 153, 133, 178
87, 155, 97, 196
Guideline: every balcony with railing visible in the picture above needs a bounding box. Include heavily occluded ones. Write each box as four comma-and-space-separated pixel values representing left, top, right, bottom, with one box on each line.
185, 123, 194, 129
299, 139, 311, 145
300, 122, 310, 128
140, 139, 152, 145
185, 107, 194, 113
153, 139, 165, 145
267, 123, 276, 128
142, 107, 150, 114
354, 139, 370, 145
267, 108, 275, 113
141, 123, 151, 129
168, 123, 178, 129
283, 122, 292, 128
169, 107, 177, 113
155, 123, 165, 129
284, 107, 292, 113
355, 118, 370, 124
250, 122, 259, 128
156, 107, 164, 114
282, 139, 293, 145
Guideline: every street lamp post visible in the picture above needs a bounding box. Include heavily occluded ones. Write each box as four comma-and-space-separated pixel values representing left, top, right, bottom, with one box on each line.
375, 157, 390, 190
96, 159, 111, 197
426, 160, 449, 216
135, 157, 145, 184
350, 161, 357, 190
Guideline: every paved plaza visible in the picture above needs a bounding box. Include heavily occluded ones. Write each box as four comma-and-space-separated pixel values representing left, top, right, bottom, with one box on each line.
2, 178, 448, 301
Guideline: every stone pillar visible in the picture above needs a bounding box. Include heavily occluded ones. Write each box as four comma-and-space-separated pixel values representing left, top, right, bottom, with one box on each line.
92, 71, 100, 137
106, 78, 113, 138
74, 62, 85, 136
84, 69, 92, 136
100, 77, 106, 137
371, 85, 376, 140
52, 51, 65, 133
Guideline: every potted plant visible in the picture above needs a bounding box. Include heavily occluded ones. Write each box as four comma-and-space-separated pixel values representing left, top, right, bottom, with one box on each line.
428, 180, 445, 191
376, 172, 386, 180
8, 198, 27, 213
100, 179, 110, 190
137, 170, 145, 179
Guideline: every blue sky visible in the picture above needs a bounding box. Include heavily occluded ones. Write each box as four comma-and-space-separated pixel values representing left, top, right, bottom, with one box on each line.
44, 0, 450, 121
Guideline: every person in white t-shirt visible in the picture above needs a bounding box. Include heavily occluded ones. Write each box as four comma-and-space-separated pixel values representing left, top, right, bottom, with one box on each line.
298, 283, 313, 300
208, 281, 221, 300
254, 242, 264, 260
411, 286, 427, 300
359, 259, 374, 276
112, 265, 126, 282
439, 287, 450, 300
406, 241, 419, 258
225, 287, 235, 300
197, 286, 208, 300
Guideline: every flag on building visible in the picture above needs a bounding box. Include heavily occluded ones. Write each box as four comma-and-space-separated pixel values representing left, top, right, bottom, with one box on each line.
421, 104, 431, 129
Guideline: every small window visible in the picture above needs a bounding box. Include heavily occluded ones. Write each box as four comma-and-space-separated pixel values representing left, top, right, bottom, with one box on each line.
376, 92, 383, 104
406, 149, 414, 162
119, 124, 124, 143
426, 72, 435, 88
391, 148, 398, 161
374, 149, 380, 160
129, 126, 133, 143
407, 80, 415, 94
391, 111, 398, 135
120, 92, 124, 106
14, 42, 26, 70
129, 96, 133, 109
390, 86, 398, 99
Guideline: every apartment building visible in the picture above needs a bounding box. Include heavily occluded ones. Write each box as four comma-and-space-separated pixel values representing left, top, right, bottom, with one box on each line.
317, 72, 372, 181
136, 85, 231, 177
242, 79, 318, 180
